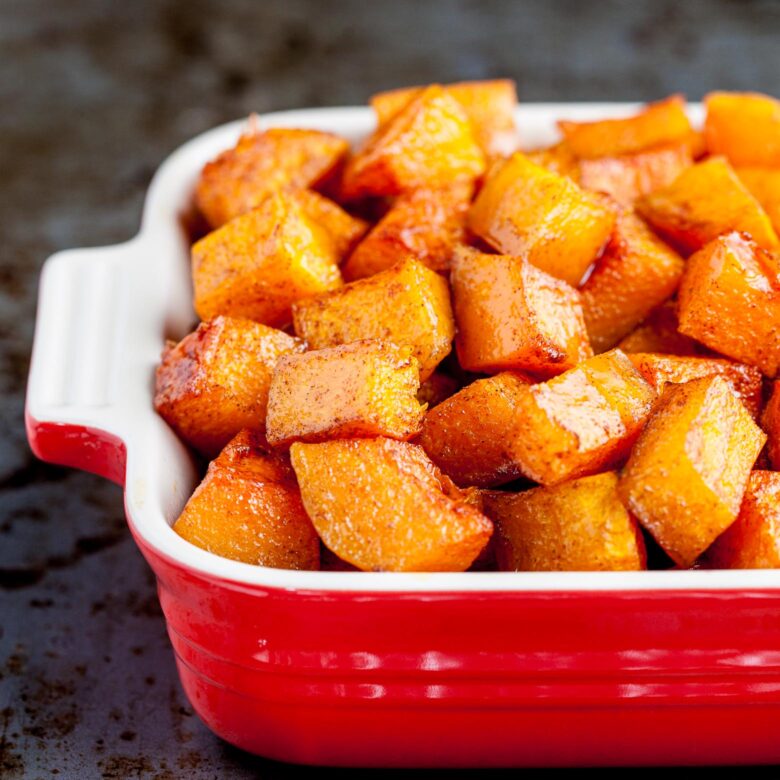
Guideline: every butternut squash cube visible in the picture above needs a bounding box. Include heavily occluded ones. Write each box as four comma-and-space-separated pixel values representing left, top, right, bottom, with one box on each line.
581, 210, 685, 352
637, 157, 779, 254
762, 382, 780, 470
173, 430, 320, 569
736, 167, 780, 236
292, 257, 454, 381
557, 95, 693, 159
370, 79, 518, 156
627, 353, 763, 418
468, 153, 616, 286
341, 85, 485, 199
154, 316, 304, 457
451, 246, 592, 376
420, 372, 532, 488
708, 471, 780, 569
196, 127, 348, 228
265, 340, 424, 448
483, 472, 646, 571
704, 92, 780, 167
617, 301, 705, 356
290, 438, 493, 572
677, 231, 780, 377
343, 182, 473, 279
618, 376, 766, 567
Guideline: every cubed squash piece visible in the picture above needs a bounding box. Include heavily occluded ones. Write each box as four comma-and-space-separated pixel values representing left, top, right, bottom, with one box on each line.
420, 372, 532, 488
580, 210, 685, 352
154, 316, 304, 457
265, 340, 424, 447
558, 95, 693, 159
196, 127, 348, 228
173, 430, 320, 569
637, 157, 778, 254
192, 193, 343, 327
578, 143, 692, 206
618, 376, 766, 567
525, 141, 579, 178
508, 349, 656, 485
451, 246, 592, 376
704, 92, 780, 167
677, 231, 780, 377
617, 301, 705, 356
290, 438, 493, 572
370, 79, 518, 156
762, 382, 780, 470
343, 182, 473, 279
708, 472, 780, 569
627, 353, 763, 418
468, 153, 615, 286
483, 472, 646, 571
736, 167, 780, 236
341, 85, 485, 199
292, 257, 454, 381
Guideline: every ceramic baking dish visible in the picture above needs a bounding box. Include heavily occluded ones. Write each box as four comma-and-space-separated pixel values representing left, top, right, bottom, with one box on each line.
25, 104, 780, 767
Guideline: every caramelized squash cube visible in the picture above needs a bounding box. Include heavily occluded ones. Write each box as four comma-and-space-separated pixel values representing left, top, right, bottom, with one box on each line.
420, 372, 532, 488
154, 316, 304, 457
451, 246, 592, 376
343, 182, 473, 279
762, 382, 780, 470
736, 167, 780, 236
627, 353, 763, 418
637, 157, 778, 254
581, 210, 685, 352
618, 376, 766, 567
617, 301, 705, 356
704, 91, 780, 167
173, 430, 320, 569
290, 438, 493, 572
370, 79, 518, 156
192, 192, 343, 327
196, 127, 348, 228
341, 85, 485, 199
558, 95, 693, 159
483, 472, 646, 571
677, 231, 780, 377
292, 257, 454, 381
708, 471, 780, 569
265, 340, 424, 447
468, 153, 615, 286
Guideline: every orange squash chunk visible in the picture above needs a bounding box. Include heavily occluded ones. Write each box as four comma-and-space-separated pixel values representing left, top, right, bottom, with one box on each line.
420, 372, 532, 488
343, 182, 473, 279
558, 95, 693, 159
292, 257, 454, 381
265, 340, 424, 448
708, 471, 780, 569
525, 142, 578, 178
290, 438, 493, 572
580, 210, 685, 352
468, 153, 615, 286
196, 127, 348, 228
617, 301, 705, 356
637, 157, 779, 254
704, 92, 780, 168
173, 430, 320, 569
627, 353, 763, 418
341, 85, 485, 199
154, 316, 304, 457
483, 472, 646, 571
578, 143, 692, 206
192, 192, 343, 327
618, 376, 766, 567
451, 246, 592, 376
677, 231, 780, 377
736, 167, 780, 236
762, 382, 780, 470
370, 79, 518, 157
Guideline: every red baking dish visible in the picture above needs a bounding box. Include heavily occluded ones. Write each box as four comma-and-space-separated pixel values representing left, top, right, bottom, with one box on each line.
25, 104, 780, 767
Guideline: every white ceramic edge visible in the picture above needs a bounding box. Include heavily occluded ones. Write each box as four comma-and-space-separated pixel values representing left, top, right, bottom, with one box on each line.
28, 102, 780, 592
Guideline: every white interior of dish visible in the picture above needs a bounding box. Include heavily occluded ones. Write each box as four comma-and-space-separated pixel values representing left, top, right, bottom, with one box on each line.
31, 103, 780, 591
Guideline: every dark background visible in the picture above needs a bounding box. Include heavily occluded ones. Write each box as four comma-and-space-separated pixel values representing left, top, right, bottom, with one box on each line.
3, 1, 780, 776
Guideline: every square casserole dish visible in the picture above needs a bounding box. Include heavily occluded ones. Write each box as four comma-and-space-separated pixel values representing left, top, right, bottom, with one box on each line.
26, 104, 780, 767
